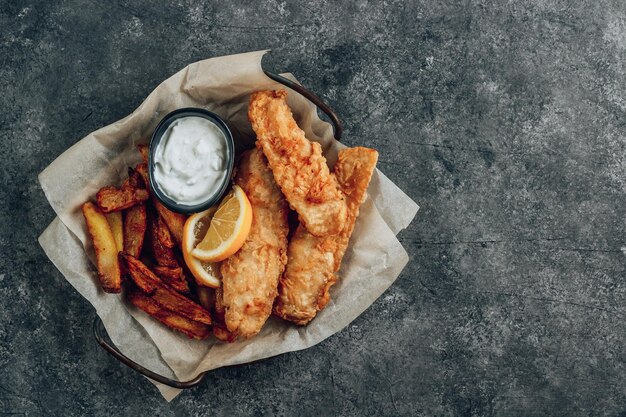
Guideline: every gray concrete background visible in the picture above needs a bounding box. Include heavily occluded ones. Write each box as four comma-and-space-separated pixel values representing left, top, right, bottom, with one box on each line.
1, 0, 625, 416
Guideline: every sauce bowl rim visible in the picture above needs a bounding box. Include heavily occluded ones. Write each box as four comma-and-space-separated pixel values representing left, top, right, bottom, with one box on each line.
148, 107, 235, 214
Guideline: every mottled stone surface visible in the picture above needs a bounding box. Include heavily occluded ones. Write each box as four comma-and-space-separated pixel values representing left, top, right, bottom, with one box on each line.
1, 0, 625, 415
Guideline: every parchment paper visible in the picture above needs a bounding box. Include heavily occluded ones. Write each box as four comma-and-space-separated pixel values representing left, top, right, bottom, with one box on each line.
38, 50, 419, 401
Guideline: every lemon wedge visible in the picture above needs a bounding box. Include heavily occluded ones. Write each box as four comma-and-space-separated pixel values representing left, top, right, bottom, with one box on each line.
185, 185, 252, 263
183, 206, 222, 287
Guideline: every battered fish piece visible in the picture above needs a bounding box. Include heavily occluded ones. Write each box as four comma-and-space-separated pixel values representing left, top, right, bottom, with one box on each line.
220, 149, 289, 338
248, 90, 347, 237
273, 147, 378, 325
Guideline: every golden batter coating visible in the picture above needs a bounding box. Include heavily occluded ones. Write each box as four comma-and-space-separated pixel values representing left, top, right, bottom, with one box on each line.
274, 147, 378, 325
220, 149, 289, 338
248, 90, 347, 237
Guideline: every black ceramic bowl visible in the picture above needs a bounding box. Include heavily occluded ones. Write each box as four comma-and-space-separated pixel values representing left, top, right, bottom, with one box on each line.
148, 108, 235, 214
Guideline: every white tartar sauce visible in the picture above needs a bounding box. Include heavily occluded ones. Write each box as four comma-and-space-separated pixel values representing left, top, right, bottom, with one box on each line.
153, 116, 228, 205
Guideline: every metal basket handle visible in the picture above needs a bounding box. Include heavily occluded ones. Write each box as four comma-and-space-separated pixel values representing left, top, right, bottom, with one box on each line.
93, 71, 342, 389
93, 316, 207, 388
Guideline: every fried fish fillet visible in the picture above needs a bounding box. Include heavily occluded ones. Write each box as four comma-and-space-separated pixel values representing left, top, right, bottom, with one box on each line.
248, 90, 347, 237
273, 147, 378, 325
220, 148, 289, 338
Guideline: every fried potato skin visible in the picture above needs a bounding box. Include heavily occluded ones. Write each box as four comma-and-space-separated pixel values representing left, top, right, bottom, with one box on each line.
119, 253, 211, 325
150, 285, 212, 325
135, 163, 150, 193
149, 212, 179, 267
83, 145, 221, 338
152, 198, 186, 246
82, 202, 121, 293
127, 289, 210, 340
119, 252, 159, 294
96, 185, 148, 213
155, 215, 175, 248
123, 202, 147, 258
153, 266, 189, 294
125, 167, 145, 189
135, 160, 186, 247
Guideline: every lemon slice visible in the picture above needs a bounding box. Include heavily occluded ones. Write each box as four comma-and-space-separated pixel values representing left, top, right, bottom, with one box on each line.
183, 206, 222, 287
188, 185, 252, 263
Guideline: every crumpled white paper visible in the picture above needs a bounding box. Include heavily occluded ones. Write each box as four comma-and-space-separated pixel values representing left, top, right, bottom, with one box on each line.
38, 50, 419, 401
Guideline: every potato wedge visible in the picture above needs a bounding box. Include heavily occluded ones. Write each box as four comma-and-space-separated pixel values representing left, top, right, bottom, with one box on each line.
152, 198, 186, 246
137, 144, 149, 163
97, 185, 148, 213
123, 203, 147, 257
120, 253, 211, 325
155, 215, 175, 248
82, 202, 121, 293
127, 289, 210, 340
105, 211, 123, 252
153, 266, 189, 294
148, 213, 178, 267
151, 239, 178, 267
152, 265, 183, 281
150, 284, 212, 325
119, 252, 159, 294
135, 163, 150, 193
124, 167, 145, 189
